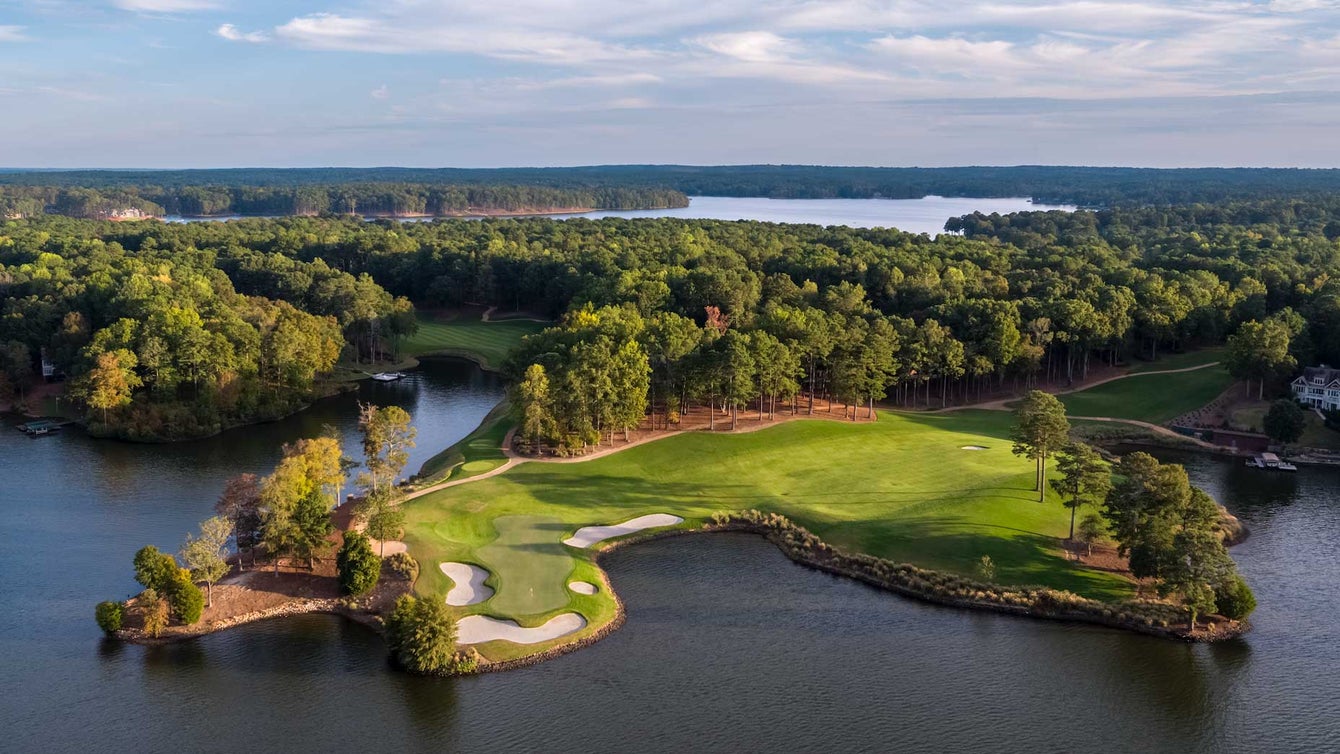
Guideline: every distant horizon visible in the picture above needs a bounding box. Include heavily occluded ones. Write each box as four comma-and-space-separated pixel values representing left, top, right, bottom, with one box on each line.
3, 163, 1340, 172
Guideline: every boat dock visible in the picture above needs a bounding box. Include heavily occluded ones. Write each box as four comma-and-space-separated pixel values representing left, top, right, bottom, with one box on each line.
1245, 452, 1298, 472
16, 419, 72, 436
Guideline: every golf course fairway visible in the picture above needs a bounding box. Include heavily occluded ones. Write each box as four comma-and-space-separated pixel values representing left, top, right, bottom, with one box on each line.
403, 409, 1137, 663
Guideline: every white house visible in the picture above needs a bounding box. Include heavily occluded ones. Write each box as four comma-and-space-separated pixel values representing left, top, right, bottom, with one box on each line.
1291, 366, 1340, 411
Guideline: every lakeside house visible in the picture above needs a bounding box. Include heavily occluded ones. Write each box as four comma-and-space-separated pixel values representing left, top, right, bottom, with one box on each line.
1291, 365, 1340, 411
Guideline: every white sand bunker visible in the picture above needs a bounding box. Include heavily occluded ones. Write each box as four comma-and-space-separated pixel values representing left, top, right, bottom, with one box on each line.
563, 513, 685, 548
960, 445, 988, 451
568, 581, 598, 595
438, 562, 494, 606
455, 613, 587, 645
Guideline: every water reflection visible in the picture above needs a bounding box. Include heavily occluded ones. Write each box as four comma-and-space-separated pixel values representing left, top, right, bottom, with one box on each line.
8, 394, 1340, 751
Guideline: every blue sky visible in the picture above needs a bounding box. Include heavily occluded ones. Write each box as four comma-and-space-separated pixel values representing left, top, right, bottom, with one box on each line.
2, 0, 1340, 168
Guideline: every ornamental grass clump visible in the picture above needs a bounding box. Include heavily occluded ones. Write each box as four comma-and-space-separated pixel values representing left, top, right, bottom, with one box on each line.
387, 551, 419, 581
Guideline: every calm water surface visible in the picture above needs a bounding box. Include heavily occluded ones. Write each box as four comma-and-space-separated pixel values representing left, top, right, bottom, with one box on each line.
2, 364, 1338, 752
165, 195, 1073, 235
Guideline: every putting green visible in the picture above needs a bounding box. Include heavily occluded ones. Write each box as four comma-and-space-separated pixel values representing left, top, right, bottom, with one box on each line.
476, 515, 574, 615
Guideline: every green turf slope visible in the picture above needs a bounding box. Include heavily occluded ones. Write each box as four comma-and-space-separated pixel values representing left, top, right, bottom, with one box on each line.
403, 409, 1134, 661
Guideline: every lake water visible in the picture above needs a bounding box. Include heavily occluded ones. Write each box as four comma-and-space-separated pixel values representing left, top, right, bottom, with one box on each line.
163, 195, 1072, 235
4, 367, 1338, 751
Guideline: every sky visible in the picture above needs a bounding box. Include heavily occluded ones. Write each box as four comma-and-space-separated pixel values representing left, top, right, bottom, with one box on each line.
2, 1, 1340, 168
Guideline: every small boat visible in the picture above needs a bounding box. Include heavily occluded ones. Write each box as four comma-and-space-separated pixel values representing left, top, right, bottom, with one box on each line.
370, 371, 407, 382
1246, 452, 1297, 472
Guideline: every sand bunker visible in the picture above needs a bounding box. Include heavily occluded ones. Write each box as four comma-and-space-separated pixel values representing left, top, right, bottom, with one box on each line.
455, 613, 587, 645
568, 581, 598, 595
563, 513, 684, 548
960, 445, 988, 451
438, 562, 494, 606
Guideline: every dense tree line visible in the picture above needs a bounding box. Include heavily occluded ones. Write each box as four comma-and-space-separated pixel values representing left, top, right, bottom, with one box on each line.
9, 165, 1340, 206
79, 199, 1338, 427
0, 217, 414, 439
10, 192, 1340, 439
0, 183, 687, 219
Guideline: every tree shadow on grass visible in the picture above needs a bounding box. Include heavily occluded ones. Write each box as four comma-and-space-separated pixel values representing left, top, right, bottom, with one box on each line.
812, 517, 1132, 600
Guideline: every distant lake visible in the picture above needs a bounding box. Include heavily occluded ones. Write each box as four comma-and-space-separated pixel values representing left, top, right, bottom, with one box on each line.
574, 195, 1074, 234
163, 196, 1073, 234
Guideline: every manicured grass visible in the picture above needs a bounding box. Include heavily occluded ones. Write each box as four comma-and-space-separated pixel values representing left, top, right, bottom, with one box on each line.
1060, 365, 1233, 424
402, 311, 547, 370
478, 515, 573, 615
403, 410, 1134, 661
1233, 402, 1340, 450
414, 400, 514, 483
1126, 346, 1225, 373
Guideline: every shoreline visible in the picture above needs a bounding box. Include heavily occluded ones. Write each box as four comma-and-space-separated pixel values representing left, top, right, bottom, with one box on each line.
113, 516, 1244, 663
98, 342, 1252, 670
138, 203, 690, 223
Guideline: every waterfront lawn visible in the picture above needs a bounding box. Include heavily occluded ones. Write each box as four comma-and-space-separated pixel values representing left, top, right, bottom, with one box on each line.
403, 409, 1134, 661
1060, 365, 1233, 424
403, 312, 547, 370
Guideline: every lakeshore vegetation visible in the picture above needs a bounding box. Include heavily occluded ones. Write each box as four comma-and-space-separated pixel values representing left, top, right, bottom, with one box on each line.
55, 180, 1340, 668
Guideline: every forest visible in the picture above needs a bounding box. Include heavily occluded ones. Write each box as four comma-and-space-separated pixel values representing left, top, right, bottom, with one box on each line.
0, 183, 688, 220
7, 165, 1340, 206
0, 217, 415, 439
4, 193, 1337, 446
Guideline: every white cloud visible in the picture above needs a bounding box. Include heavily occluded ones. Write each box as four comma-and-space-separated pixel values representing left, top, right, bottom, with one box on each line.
275, 12, 657, 65
243, 1, 1340, 100
113, 0, 219, 11
370, 84, 389, 99
693, 31, 797, 63
0, 25, 27, 42
215, 24, 268, 43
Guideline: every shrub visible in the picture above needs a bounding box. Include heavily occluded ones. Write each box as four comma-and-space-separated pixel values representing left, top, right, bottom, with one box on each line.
387, 551, 419, 582
385, 595, 458, 674
95, 601, 125, 634
1214, 574, 1258, 621
337, 531, 382, 596
165, 568, 205, 624
140, 589, 169, 638
975, 555, 996, 581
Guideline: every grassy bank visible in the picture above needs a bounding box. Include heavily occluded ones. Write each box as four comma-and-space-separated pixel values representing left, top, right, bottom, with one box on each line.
1060, 365, 1233, 424
403, 409, 1137, 662
403, 311, 547, 371
413, 400, 515, 484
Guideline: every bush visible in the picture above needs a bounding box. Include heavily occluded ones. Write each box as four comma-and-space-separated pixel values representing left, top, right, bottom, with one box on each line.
165, 568, 205, 624
140, 589, 169, 638
1214, 574, 1258, 621
95, 601, 125, 633
133, 545, 179, 591
385, 595, 458, 674
387, 551, 419, 582
337, 531, 382, 596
